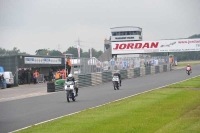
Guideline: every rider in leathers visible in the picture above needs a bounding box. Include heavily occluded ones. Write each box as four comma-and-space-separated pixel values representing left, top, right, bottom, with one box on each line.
67, 74, 78, 96
113, 70, 121, 86
186, 64, 192, 72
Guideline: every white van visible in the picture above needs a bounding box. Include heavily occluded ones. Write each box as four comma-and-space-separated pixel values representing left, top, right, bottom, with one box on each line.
0, 71, 14, 87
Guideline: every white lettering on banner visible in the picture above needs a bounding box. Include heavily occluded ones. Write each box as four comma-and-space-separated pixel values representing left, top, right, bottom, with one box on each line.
24, 57, 62, 64
111, 38, 200, 54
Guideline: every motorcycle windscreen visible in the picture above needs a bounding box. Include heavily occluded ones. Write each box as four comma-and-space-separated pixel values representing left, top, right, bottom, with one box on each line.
112, 76, 119, 81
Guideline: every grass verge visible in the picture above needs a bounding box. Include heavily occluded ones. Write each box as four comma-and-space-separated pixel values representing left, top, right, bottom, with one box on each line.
16, 76, 200, 133
174, 60, 200, 67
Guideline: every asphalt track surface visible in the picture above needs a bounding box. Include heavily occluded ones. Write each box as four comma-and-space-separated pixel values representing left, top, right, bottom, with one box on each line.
0, 65, 200, 133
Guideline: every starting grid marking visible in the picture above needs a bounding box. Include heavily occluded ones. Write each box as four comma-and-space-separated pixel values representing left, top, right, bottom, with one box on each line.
10, 75, 200, 133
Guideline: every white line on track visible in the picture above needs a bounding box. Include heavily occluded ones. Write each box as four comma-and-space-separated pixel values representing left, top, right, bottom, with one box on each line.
10, 75, 200, 133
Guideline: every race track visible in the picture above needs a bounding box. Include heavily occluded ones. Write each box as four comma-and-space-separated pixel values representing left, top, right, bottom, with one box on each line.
0, 65, 200, 133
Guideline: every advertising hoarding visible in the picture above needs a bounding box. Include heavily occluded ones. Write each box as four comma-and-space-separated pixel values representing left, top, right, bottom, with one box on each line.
24, 57, 62, 64
111, 38, 200, 54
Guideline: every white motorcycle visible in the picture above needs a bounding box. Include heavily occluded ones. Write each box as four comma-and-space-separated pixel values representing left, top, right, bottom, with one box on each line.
112, 76, 120, 90
65, 81, 78, 102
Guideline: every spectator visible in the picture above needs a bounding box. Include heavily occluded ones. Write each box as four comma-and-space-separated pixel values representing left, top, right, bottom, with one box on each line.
35, 70, 39, 83
66, 57, 72, 75
33, 72, 36, 84
55, 71, 60, 80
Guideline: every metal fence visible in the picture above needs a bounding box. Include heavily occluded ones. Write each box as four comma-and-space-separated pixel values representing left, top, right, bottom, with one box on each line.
71, 56, 170, 75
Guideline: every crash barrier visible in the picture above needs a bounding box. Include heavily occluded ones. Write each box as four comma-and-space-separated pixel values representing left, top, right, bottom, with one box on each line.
55, 84, 64, 91
0, 79, 6, 89
47, 64, 170, 92
75, 64, 170, 88
37, 74, 45, 83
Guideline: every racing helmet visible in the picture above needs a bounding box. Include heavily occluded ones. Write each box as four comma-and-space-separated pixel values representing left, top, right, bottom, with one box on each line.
187, 64, 190, 66
68, 74, 73, 78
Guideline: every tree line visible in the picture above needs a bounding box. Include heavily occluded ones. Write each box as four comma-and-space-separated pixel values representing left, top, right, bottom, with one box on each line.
0, 46, 103, 58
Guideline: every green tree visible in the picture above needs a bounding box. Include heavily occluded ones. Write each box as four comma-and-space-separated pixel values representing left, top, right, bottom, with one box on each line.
64, 46, 83, 57
0, 48, 7, 55
49, 50, 63, 56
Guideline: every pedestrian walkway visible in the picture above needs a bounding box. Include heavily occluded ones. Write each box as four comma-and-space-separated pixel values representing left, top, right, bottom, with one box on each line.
0, 83, 50, 102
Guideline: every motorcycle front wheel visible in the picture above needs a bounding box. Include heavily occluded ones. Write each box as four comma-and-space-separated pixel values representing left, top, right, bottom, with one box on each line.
66, 92, 70, 102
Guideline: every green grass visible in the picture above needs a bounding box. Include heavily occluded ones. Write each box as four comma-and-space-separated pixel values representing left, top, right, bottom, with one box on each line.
17, 76, 200, 133
174, 60, 200, 67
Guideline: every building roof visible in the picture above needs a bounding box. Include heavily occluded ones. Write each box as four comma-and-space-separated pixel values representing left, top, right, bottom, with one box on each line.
110, 26, 142, 29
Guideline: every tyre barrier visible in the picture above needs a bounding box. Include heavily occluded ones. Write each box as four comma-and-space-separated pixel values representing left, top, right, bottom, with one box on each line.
163, 65, 167, 72
120, 69, 127, 79
127, 68, 134, 79
102, 71, 112, 83
47, 64, 171, 92
55, 84, 64, 91
47, 82, 55, 92
134, 68, 140, 78
155, 66, 160, 73
145, 66, 151, 75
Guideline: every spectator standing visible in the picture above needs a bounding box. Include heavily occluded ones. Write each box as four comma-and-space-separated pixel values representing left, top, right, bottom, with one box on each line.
66, 57, 72, 75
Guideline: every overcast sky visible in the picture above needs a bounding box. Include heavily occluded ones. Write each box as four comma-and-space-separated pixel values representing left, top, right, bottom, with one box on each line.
0, 0, 200, 55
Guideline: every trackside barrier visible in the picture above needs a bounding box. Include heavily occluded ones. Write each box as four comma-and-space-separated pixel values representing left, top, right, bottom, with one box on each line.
140, 67, 145, 76
55, 84, 64, 91
134, 68, 141, 78
145, 66, 151, 75
102, 71, 112, 83
77, 74, 91, 88
163, 65, 167, 72
91, 72, 102, 86
159, 65, 163, 72
155, 66, 160, 74
151, 66, 155, 74
127, 68, 134, 79
120, 69, 127, 79
47, 64, 171, 92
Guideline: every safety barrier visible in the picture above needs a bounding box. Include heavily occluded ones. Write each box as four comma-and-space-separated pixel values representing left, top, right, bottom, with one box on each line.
151, 66, 155, 74
145, 66, 151, 75
163, 65, 167, 72
134, 68, 141, 78
120, 69, 127, 79
55, 84, 64, 91
155, 66, 160, 74
91, 72, 102, 86
127, 68, 134, 79
47, 64, 171, 92
102, 71, 112, 83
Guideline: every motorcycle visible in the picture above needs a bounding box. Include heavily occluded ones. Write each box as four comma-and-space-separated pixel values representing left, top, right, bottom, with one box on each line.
186, 67, 191, 75
64, 81, 78, 102
112, 76, 119, 90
